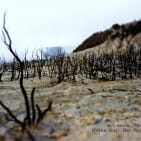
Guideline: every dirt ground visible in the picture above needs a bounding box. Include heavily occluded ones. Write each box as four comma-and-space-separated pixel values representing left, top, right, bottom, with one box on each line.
0, 76, 141, 141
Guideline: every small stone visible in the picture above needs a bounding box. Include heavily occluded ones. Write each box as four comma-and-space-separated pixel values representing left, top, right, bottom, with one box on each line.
103, 117, 113, 123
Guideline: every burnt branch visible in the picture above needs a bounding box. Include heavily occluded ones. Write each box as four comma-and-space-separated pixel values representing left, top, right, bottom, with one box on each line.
36, 100, 52, 125
2, 13, 31, 126
0, 101, 23, 126
1, 12, 53, 132
31, 88, 36, 124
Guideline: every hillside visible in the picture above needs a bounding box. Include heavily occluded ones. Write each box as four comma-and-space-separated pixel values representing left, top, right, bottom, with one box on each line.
73, 20, 141, 53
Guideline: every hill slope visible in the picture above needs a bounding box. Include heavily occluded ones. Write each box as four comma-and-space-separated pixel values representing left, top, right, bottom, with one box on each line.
73, 20, 141, 53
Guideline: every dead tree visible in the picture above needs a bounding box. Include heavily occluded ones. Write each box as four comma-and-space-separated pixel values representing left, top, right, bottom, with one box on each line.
0, 57, 7, 82
10, 58, 17, 81
31, 50, 37, 78
46, 57, 56, 78
36, 48, 44, 79
0, 13, 52, 131
54, 49, 66, 83
69, 55, 78, 80
23, 50, 29, 79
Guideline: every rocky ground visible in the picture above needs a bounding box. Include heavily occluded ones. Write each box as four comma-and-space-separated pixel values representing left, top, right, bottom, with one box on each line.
0, 76, 141, 141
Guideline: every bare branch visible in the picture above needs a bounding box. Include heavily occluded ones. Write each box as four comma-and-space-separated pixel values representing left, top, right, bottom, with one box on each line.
2, 12, 12, 49
36, 104, 41, 118
31, 88, 36, 124
2, 12, 31, 126
1, 30, 9, 46
36, 101, 52, 125
2, 12, 22, 63
0, 101, 23, 126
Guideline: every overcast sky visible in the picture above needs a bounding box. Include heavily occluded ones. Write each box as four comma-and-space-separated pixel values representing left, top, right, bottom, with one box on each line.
0, 0, 141, 60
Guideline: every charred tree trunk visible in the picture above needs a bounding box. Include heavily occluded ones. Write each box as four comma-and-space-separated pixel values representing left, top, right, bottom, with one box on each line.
0, 13, 52, 131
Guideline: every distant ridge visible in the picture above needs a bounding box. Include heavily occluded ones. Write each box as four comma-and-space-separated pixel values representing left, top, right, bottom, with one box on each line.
73, 20, 141, 53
